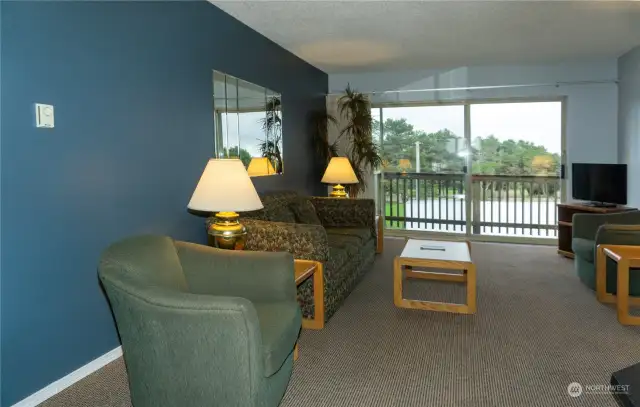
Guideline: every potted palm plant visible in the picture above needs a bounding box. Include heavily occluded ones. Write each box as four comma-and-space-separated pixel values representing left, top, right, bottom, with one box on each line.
259, 97, 283, 173
312, 85, 382, 197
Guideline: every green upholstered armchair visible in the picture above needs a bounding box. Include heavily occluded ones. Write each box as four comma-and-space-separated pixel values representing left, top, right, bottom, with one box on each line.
98, 235, 301, 407
572, 211, 640, 295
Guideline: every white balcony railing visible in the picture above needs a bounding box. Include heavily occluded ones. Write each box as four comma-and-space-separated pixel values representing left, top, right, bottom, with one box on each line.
380, 172, 560, 238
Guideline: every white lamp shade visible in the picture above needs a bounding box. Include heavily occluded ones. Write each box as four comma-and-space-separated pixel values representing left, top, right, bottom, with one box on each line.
187, 159, 263, 212
321, 157, 359, 184
247, 157, 276, 177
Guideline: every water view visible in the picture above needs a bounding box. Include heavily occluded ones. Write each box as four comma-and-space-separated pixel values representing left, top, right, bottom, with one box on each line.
392, 198, 558, 238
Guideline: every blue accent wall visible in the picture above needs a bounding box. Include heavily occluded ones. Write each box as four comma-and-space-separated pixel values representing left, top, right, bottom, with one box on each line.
0, 2, 327, 405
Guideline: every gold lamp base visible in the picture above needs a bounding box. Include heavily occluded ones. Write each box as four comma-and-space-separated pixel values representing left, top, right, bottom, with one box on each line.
329, 184, 348, 198
208, 211, 247, 250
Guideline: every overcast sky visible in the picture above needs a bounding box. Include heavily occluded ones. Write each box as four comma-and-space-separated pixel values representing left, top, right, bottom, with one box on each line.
375, 101, 562, 154
222, 112, 266, 158
222, 101, 562, 161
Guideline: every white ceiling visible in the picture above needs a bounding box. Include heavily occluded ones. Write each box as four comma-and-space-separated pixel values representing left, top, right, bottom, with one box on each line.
211, 0, 640, 73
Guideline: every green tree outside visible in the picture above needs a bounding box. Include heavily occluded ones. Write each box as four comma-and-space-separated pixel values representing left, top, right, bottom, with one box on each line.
222, 146, 252, 168
376, 117, 561, 221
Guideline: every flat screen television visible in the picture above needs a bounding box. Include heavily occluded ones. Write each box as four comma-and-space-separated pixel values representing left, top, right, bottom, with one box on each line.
572, 163, 627, 206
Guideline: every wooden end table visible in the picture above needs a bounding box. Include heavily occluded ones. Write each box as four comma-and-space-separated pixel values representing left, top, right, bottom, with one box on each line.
293, 259, 324, 361
394, 239, 476, 314
596, 244, 640, 325
294, 259, 324, 330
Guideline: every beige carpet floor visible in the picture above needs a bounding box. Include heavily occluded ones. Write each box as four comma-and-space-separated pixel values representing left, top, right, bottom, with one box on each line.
40, 238, 640, 407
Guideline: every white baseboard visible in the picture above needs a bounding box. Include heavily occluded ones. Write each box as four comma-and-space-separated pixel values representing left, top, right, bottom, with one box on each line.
12, 346, 123, 407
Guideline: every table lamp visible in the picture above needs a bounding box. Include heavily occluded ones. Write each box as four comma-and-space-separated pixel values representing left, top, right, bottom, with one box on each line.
321, 157, 359, 198
188, 159, 263, 250
247, 157, 276, 177
398, 158, 411, 175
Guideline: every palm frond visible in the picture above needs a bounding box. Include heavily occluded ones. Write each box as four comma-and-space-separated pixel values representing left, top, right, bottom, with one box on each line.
255, 96, 284, 173
265, 96, 281, 112
260, 96, 282, 134
310, 111, 339, 165
338, 84, 371, 122
257, 137, 283, 173
345, 155, 367, 198
335, 85, 381, 197
309, 86, 381, 197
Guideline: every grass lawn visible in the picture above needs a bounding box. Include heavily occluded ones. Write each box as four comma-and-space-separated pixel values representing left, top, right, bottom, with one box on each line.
385, 203, 405, 229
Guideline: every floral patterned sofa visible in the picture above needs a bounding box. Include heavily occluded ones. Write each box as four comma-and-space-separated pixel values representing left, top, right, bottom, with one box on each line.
208, 191, 377, 324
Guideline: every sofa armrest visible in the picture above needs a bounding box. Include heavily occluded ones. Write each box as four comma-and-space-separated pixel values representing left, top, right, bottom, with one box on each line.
596, 224, 640, 246
311, 197, 376, 232
174, 241, 297, 303
242, 219, 330, 263
573, 211, 640, 240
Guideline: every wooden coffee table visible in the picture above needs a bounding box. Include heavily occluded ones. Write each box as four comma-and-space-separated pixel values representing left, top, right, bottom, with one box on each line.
394, 239, 476, 314
596, 244, 640, 325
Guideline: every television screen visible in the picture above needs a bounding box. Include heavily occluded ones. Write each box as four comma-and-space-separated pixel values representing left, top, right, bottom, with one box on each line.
572, 163, 627, 205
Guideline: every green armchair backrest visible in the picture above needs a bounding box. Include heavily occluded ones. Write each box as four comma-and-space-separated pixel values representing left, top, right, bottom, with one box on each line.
571, 211, 640, 296
100, 234, 189, 291
573, 210, 640, 242
98, 235, 300, 407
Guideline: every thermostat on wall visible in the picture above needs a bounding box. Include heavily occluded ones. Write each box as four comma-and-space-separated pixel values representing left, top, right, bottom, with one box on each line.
35, 103, 55, 128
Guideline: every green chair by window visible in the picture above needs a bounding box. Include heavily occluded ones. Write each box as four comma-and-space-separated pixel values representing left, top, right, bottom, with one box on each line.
98, 235, 301, 407
572, 211, 640, 295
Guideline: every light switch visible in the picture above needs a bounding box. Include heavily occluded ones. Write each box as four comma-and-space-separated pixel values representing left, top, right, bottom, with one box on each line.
35, 103, 54, 128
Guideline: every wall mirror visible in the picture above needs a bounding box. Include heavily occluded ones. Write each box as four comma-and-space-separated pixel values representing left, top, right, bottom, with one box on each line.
213, 70, 283, 176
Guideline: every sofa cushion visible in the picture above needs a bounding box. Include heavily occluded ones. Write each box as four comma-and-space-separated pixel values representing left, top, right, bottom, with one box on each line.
261, 191, 299, 223
327, 245, 350, 273
341, 241, 362, 263
242, 208, 268, 221
572, 238, 595, 263
254, 302, 301, 377
328, 233, 361, 249
326, 227, 373, 245
267, 205, 297, 223
289, 198, 322, 225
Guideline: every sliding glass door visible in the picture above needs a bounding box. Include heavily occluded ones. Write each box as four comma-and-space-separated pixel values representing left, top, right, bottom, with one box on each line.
469, 101, 562, 238
377, 105, 466, 233
375, 99, 564, 241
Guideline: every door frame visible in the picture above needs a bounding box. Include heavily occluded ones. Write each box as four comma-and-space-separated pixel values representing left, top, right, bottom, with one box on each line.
373, 96, 567, 244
